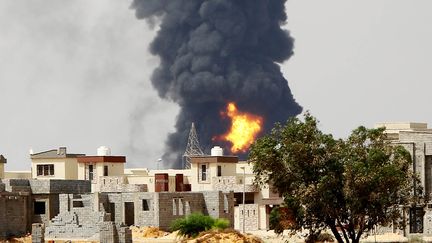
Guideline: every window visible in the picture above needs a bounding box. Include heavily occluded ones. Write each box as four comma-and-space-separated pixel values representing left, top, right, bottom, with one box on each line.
34, 201, 46, 215
88, 164, 94, 181
201, 164, 207, 181
73, 201, 84, 208
142, 199, 150, 211
217, 165, 222, 177
104, 165, 108, 176
172, 198, 184, 215
36, 164, 54, 176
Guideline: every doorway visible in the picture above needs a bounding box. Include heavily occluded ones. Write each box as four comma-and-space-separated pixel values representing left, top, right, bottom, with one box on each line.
124, 202, 135, 226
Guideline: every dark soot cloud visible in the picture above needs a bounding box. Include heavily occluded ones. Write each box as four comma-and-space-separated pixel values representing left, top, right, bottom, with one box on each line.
131, 0, 302, 168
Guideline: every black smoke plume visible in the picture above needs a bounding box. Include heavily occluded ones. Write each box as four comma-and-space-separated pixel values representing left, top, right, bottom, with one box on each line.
131, 0, 302, 168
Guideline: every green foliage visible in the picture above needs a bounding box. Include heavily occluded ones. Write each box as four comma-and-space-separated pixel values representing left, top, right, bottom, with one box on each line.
269, 206, 283, 234
213, 218, 230, 230
170, 213, 230, 238
249, 112, 419, 243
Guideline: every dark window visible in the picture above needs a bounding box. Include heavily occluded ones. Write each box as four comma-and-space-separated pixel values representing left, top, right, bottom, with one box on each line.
410, 207, 424, 233
104, 165, 108, 176
73, 201, 84, 208
88, 165, 94, 181
142, 200, 150, 211
217, 165, 222, 177
34, 201, 46, 215
36, 164, 54, 176
201, 164, 207, 181
37, 165, 43, 176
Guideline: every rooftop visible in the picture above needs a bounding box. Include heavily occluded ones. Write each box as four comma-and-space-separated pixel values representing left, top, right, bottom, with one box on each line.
30, 147, 85, 159
375, 122, 432, 133
77, 156, 126, 163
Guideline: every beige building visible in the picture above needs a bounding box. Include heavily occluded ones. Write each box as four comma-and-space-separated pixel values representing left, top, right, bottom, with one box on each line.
186, 147, 282, 231
376, 122, 432, 235
0, 155, 6, 179
77, 147, 126, 192
30, 147, 84, 180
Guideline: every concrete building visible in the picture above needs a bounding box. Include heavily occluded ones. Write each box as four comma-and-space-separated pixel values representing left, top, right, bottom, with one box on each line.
77, 147, 126, 192
0, 178, 91, 239
0, 155, 6, 179
2, 144, 281, 240
376, 122, 432, 235
30, 147, 85, 180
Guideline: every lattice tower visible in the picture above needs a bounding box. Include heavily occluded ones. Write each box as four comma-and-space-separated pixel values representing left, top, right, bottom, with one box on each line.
182, 122, 204, 169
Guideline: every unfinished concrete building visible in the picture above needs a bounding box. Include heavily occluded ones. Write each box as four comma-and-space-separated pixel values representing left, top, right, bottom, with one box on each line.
0, 179, 90, 239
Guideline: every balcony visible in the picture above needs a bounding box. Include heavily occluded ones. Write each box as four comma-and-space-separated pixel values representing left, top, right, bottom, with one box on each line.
211, 176, 258, 193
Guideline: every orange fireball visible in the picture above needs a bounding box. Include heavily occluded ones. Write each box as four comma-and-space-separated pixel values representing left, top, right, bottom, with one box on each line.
220, 102, 263, 153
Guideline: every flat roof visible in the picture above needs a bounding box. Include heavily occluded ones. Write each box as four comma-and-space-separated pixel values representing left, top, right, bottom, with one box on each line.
190, 155, 238, 163
77, 156, 126, 163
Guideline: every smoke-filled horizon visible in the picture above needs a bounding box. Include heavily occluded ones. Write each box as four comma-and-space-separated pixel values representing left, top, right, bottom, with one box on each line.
131, 0, 302, 168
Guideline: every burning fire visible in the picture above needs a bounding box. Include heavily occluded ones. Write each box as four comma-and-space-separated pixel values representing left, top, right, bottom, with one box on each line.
218, 102, 263, 153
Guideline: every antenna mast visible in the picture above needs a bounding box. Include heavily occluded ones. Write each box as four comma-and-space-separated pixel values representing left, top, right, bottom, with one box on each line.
183, 122, 204, 169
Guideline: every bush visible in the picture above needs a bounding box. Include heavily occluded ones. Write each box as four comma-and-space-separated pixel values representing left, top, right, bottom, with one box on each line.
213, 218, 230, 230
171, 213, 230, 237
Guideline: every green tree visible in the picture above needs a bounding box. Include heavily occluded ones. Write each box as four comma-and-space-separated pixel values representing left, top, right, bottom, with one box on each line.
249, 113, 418, 243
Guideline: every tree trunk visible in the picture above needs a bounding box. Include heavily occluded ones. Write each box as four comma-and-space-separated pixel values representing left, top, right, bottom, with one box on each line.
329, 224, 345, 243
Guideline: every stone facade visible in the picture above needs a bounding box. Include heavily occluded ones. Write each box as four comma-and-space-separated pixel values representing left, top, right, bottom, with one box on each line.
212, 176, 257, 193
237, 204, 259, 231
99, 176, 147, 193
31, 223, 44, 243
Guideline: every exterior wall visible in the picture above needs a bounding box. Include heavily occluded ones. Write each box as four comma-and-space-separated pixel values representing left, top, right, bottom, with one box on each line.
234, 204, 259, 231
46, 193, 108, 240
0, 163, 4, 179
0, 192, 29, 238
79, 162, 125, 192
31, 194, 59, 225
100, 191, 234, 231
31, 158, 78, 180
127, 175, 156, 192
4, 171, 31, 179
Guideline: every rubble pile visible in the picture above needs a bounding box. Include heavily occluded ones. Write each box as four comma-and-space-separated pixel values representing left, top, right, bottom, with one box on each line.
131, 226, 168, 239
186, 229, 263, 243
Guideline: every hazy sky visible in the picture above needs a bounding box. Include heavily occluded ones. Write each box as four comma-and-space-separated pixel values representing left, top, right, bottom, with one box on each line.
1, 1, 431, 170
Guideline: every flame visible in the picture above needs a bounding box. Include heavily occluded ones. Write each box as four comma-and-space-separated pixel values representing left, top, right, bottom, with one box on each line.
219, 102, 263, 153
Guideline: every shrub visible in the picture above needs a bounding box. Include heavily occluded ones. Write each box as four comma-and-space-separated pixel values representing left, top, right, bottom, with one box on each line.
170, 213, 215, 237
213, 218, 230, 230
170, 213, 231, 237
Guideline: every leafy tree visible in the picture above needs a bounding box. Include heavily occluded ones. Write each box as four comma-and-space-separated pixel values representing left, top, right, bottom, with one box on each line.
249, 113, 418, 243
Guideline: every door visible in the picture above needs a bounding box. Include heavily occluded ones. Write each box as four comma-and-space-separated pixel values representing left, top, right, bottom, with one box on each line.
124, 202, 135, 226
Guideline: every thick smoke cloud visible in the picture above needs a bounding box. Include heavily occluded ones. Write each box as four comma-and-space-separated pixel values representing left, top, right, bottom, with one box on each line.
131, 0, 302, 168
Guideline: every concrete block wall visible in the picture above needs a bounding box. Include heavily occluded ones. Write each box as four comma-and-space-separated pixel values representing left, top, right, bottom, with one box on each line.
212, 176, 257, 193
202, 191, 234, 225
29, 179, 91, 194
31, 223, 44, 243
0, 193, 29, 238
1, 179, 31, 193
99, 176, 147, 193
46, 193, 108, 239
236, 204, 259, 231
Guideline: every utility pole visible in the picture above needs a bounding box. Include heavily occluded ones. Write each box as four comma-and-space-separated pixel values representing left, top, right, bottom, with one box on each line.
240, 166, 246, 234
